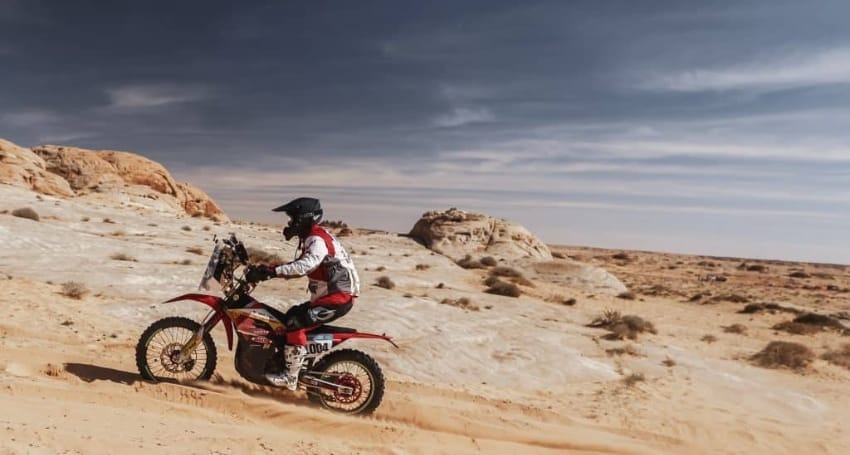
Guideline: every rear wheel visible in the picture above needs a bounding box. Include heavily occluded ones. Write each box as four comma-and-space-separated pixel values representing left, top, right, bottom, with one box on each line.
307, 349, 385, 415
136, 317, 217, 382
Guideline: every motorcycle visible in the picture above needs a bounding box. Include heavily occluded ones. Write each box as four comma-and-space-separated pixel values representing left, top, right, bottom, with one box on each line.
135, 233, 396, 415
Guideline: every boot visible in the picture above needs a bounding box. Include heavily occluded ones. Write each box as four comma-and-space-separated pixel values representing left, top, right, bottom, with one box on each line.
265, 345, 306, 391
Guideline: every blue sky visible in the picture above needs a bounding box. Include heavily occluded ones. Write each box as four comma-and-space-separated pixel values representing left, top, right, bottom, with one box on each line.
2, 1, 849, 263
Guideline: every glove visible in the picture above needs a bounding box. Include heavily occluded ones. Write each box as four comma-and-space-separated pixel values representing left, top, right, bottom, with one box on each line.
245, 264, 276, 283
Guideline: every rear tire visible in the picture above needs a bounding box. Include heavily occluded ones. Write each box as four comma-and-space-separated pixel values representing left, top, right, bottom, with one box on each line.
136, 317, 217, 382
307, 349, 385, 415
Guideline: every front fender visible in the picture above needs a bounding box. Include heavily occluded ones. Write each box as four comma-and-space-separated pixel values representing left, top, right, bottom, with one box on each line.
164, 293, 234, 351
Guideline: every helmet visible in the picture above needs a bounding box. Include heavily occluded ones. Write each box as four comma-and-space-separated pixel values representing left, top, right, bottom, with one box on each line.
272, 197, 323, 240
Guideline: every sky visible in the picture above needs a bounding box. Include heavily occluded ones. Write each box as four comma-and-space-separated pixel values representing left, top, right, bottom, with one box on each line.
2, 0, 849, 264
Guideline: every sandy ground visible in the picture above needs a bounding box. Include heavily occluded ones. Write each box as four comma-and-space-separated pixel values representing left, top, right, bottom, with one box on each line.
1, 184, 849, 454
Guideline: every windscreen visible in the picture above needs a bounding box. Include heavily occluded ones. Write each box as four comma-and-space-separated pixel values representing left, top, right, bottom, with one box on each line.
198, 241, 223, 291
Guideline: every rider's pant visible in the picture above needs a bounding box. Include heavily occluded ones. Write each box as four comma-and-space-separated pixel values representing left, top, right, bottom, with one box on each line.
283, 292, 353, 345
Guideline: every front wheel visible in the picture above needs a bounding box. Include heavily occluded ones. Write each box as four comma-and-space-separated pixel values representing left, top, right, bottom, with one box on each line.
307, 349, 385, 415
136, 317, 217, 382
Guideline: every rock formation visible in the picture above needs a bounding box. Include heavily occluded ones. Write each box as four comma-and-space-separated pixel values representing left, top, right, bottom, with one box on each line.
409, 207, 552, 261
0, 138, 227, 220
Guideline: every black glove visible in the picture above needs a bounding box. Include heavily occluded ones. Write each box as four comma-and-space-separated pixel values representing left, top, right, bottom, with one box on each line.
245, 264, 276, 283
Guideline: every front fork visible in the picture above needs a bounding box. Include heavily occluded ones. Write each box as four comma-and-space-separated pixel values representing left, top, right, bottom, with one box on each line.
177, 309, 216, 363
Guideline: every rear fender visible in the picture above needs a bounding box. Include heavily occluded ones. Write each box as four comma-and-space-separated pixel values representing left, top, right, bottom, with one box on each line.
332, 332, 398, 349
164, 293, 234, 350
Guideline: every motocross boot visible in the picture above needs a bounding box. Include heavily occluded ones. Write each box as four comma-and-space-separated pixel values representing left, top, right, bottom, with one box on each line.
265, 345, 306, 391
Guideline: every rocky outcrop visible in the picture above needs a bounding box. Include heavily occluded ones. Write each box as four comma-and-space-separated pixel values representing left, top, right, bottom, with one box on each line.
0, 138, 227, 220
0, 139, 74, 197
409, 207, 552, 261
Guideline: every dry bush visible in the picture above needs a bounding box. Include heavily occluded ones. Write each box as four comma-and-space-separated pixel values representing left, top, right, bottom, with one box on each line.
110, 230, 127, 237
773, 313, 845, 336
617, 291, 636, 300
81, 216, 90, 222
821, 344, 850, 370
320, 220, 348, 229
440, 297, 479, 311
246, 247, 283, 264
622, 372, 645, 386
773, 321, 822, 335
701, 334, 718, 343
11, 207, 39, 221
375, 276, 395, 290
480, 256, 498, 267
739, 302, 800, 315
186, 247, 205, 255
606, 344, 640, 356
174, 259, 192, 266
510, 276, 536, 287
552, 251, 567, 259
707, 294, 750, 304
203, 225, 211, 231
490, 266, 523, 278
484, 279, 521, 298
789, 271, 811, 279
415, 264, 430, 271
661, 357, 676, 367
110, 252, 137, 262
60, 281, 88, 299
588, 310, 656, 340
181, 225, 192, 232
746, 264, 767, 272
435, 282, 445, 289
102, 218, 115, 224
375, 266, 386, 272
751, 341, 814, 370
545, 294, 577, 306
612, 252, 630, 261
723, 323, 748, 334
457, 255, 485, 269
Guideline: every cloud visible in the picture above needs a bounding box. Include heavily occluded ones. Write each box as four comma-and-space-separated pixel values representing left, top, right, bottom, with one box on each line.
0, 109, 60, 127
433, 107, 494, 127
643, 47, 850, 92
106, 84, 209, 109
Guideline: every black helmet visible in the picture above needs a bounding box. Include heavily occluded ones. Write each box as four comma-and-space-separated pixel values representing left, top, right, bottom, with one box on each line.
272, 197, 323, 240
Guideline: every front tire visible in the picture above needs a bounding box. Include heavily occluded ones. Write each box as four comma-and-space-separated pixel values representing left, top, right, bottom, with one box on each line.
307, 349, 385, 415
136, 317, 217, 382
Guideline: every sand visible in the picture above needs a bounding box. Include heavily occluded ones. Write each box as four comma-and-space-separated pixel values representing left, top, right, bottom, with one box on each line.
1, 184, 849, 454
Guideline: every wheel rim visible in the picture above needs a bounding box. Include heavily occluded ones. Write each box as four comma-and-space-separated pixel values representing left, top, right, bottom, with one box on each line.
144, 326, 208, 381
321, 361, 373, 412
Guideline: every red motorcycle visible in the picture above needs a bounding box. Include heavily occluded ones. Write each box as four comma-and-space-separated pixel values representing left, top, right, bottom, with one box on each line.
135, 234, 395, 415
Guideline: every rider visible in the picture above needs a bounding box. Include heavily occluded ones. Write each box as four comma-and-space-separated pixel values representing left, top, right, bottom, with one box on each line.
245, 197, 360, 390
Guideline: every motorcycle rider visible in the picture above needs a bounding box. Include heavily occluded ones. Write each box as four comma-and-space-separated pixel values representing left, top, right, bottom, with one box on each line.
245, 197, 360, 390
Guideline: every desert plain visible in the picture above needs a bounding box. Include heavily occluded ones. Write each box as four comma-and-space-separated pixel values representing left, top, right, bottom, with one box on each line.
1, 139, 850, 454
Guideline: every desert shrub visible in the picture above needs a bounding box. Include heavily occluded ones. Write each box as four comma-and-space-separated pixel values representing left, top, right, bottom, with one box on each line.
723, 323, 748, 334
11, 207, 39, 221
793, 312, 845, 330
789, 271, 811, 279
175, 259, 192, 266
203, 225, 211, 231
612, 252, 630, 261
746, 264, 767, 272
751, 341, 814, 370
490, 266, 522, 278
701, 334, 718, 343
181, 225, 192, 232
739, 302, 800, 315
546, 294, 576, 306
186, 247, 205, 255
484, 279, 521, 298
622, 372, 645, 386
705, 294, 749, 304
375, 265, 386, 272
483, 275, 500, 287
661, 357, 676, 367
415, 264, 430, 271
822, 344, 850, 370
81, 216, 90, 222
563, 297, 577, 306
440, 297, 479, 311
774, 321, 823, 336
588, 310, 656, 340
480, 256, 498, 267
457, 254, 485, 269
435, 282, 445, 289
606, 344, 640, 356
617, 291, 636, 300
375, 276, 395, 289
102, 218, 115, 224
511, 276, 536, 287
320, 220, 348, 229
246, 247, 283, 264
110, 230, 127, 237
110, 252, 137, 262
552, 251, 567, 259
60, 281, 88, 299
